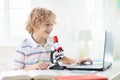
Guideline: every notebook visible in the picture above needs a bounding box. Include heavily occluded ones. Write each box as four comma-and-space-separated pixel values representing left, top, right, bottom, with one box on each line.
65, 31, 113, 71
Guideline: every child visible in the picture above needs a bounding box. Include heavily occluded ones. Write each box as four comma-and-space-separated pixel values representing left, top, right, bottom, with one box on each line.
12, 7, 92, 70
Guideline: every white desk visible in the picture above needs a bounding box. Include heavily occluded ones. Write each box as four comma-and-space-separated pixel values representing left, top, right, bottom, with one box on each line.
57, 60, 120, 80
97, 61, 120, 80
0, 61, 120, 80
51, 60, 120, 80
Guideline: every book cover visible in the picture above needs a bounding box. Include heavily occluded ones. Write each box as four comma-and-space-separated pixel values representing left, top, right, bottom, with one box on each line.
54, 74, 108, 80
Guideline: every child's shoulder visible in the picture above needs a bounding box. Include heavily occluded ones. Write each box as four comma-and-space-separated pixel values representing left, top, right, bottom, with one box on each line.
17, 38, 31, 48
21, 38, 29, 43
21, 34, 34, 46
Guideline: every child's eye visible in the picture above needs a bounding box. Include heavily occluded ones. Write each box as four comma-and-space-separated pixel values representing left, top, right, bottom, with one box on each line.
46, 23, 53, 26
46, 24, 50, 26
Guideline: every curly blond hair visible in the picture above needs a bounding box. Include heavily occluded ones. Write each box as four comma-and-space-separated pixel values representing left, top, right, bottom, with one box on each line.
26, 7, 56, 34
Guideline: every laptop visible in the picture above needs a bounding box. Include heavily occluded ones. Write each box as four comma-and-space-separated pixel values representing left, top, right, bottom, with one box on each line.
64, 31, 113, 71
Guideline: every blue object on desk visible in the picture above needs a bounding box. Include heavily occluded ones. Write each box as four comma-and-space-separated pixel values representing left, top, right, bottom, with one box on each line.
69, 70, 97, 74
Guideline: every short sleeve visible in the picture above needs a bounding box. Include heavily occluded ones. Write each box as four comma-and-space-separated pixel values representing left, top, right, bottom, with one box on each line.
11, 44, 25, 70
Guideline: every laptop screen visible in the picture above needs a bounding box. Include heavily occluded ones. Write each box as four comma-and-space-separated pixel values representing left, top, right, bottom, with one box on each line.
104, 31, 114, 63
93, 31, 113, 64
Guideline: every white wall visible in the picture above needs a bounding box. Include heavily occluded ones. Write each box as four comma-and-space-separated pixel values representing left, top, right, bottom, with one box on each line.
0, 46, 16, 70
104, 0, 120, 60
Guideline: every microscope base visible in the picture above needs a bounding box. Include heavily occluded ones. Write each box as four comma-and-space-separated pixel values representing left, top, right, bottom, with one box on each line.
49, 64, 66, 70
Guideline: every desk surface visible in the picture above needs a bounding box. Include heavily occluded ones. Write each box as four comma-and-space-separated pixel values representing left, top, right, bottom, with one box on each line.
97, 61, 120, 80
0, 60, 120, 80
51, 60, 120, 80
57, 60, 120, 80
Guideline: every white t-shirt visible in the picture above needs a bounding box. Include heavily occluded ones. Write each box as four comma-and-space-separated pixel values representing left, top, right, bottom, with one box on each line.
12, 35, 58, 69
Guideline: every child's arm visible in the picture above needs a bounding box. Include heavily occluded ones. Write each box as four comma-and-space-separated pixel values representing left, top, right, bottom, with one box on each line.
61, 56, 92, 65
60, 56, 76, 64
24, 62, 50, 71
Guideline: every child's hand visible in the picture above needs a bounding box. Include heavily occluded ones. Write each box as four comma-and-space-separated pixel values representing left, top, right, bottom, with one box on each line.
76, 58, 93, 65
35, 62, 50, 70
24, 62, 50, 71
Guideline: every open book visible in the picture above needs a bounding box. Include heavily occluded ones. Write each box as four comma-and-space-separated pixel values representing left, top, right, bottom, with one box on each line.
0, 70, 59, 80
0, 70, 108, 80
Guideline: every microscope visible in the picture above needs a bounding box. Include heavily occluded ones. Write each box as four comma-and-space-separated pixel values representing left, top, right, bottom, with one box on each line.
49, 36, 66, 70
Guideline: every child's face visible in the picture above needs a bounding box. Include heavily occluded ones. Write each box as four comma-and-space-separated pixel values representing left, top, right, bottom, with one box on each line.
34, 22, 53, 39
